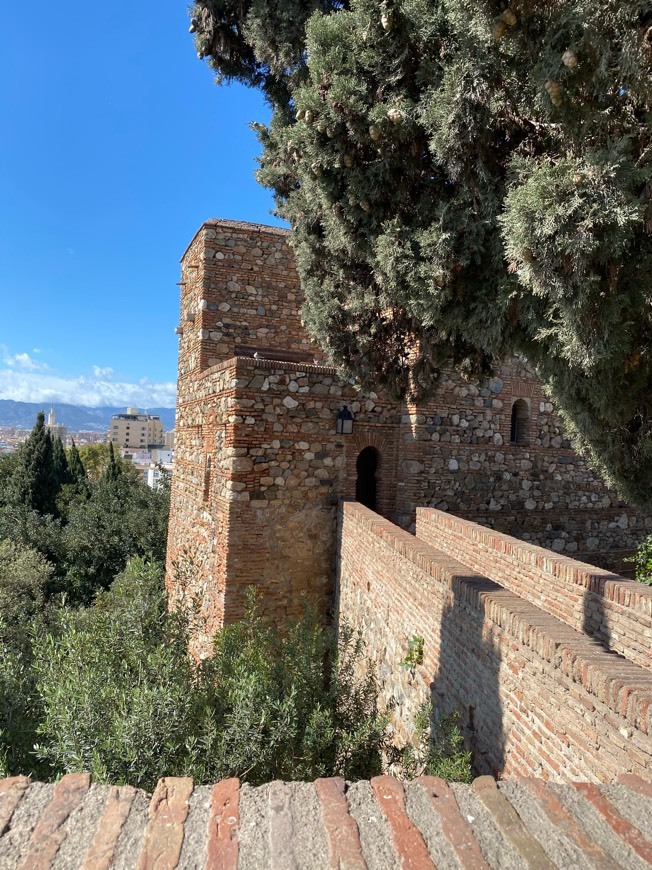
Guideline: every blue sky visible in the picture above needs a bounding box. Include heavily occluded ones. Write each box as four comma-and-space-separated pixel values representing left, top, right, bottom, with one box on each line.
0, 2, 283, 408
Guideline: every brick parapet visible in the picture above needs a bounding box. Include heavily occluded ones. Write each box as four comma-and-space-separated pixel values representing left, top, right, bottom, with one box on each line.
2, 773, 651, 868
416, 509, 652, 672
337, 501, 652, 782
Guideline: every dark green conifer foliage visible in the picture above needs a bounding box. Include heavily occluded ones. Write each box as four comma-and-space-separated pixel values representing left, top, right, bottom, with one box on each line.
67, 440, 87, 488
191, 0, 652, 508
103, 442, 120, 486
11, 412, 60, 516
52, 438, 70, 488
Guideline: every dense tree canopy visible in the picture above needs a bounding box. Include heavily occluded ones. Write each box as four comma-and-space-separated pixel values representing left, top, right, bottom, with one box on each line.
191, 0, 652, 507
0, 415, 170, 605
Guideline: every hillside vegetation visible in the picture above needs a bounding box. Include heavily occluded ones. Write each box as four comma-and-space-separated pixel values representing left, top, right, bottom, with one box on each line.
0, 413, 470, 787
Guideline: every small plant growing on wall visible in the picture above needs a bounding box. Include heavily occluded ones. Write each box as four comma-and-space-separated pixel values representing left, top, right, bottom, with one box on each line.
626, 535, 652, 586
399, 702, 472, 783
400, 635, 424, 670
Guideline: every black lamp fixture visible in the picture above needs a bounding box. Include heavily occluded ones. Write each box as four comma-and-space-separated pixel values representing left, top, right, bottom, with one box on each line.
336, 405, 354, 435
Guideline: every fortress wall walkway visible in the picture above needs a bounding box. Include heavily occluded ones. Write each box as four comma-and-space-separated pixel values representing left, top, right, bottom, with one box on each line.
336, 502, 652, 782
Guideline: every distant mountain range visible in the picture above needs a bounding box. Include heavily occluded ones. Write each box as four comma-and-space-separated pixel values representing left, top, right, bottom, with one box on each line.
0, 401, 176, 433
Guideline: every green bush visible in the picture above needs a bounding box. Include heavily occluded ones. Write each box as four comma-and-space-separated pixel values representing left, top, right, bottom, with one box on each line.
32, 562, 388, 789
0, 540, 53, 651
32, 559, 196, 789
0, 627, 47, 780
626, 535, 652, 586
190, 595, 386, 784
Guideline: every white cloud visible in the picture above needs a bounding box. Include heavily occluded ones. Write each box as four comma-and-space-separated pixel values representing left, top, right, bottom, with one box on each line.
0, 368, 176, 408
3, 351, 46, 371
92, 365, 114, 379
0, 346, 175, 407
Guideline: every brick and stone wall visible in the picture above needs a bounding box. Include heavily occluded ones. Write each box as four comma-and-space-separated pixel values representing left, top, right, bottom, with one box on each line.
167, 219, 652, 651
336, 501, 652, 783
179, 219, 328, 371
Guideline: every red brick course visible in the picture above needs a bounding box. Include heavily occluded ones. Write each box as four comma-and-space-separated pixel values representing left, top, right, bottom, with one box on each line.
417, 777, 489, 869
618, 772, 652, 799
206, 777, 240, 870
520, 779, 620, 870
80, 785, 136, 870
473, 776, 555, 869
17, 773, 90, 870
137, 776, 193, 870
573, 782, 652, 866
0, 774, 650, 868
314, 777, 366, 869
370, 776, 435, 869
416, 509, 652, 671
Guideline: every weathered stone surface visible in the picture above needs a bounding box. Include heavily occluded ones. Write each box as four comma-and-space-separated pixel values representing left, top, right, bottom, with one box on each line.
0, 777, 29, 841
136, 777, 193, 870
80, 785, 136, 870
2, 775, 650, 869
17, 773, 91, 870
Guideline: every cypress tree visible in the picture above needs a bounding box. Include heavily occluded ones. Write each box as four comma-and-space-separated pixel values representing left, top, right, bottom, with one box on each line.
11, 412, 60, 516
103, 442, 121, 486
191, 0, 652, 508
67, 440, 87, 488
52, 437, 70, 488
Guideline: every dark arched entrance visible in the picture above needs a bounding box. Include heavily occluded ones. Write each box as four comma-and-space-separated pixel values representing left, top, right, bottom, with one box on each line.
356, 447, 378, 511
510, 399, 529, 445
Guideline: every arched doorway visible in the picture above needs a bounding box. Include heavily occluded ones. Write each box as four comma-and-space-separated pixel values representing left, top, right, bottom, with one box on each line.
510, 399, 529, 445
356, 447, 378, 511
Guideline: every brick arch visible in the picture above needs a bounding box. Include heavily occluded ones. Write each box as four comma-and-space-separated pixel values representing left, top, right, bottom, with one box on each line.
345, 425, 400, 520
351, 430, 394, 457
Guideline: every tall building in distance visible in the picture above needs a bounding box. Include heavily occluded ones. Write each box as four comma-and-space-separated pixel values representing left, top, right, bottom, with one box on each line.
108, 408, 164, 449
46, 408, 67, 443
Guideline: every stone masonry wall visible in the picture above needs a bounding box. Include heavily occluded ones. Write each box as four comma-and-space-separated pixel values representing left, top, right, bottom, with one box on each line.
167, 219, 652, 649
181, 219, 328, 370
396, 363, 651, 573
336, 501, 652, 783
165, 360, 238, 654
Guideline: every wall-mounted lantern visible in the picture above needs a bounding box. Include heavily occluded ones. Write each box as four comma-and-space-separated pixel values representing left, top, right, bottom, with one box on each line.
336, 405, 354, 435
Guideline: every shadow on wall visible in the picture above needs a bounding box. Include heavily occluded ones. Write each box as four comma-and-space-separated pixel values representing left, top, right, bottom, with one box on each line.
582, 577, 612, 653
429, 574, 506, 777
